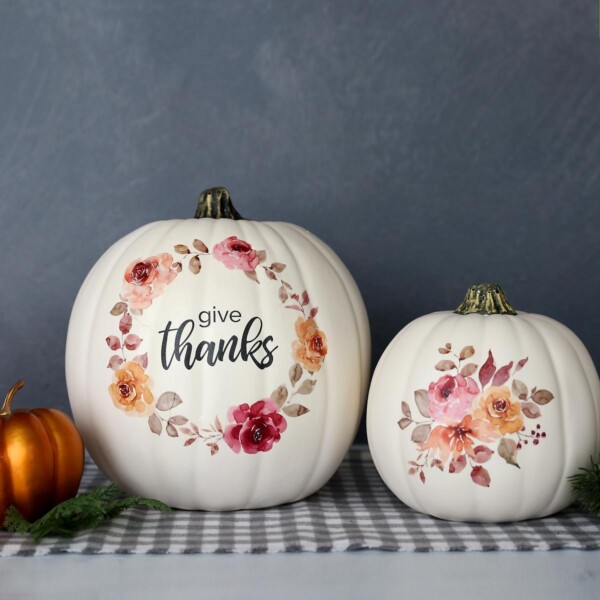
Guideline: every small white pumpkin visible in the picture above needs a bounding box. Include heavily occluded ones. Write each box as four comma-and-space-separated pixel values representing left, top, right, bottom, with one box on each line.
67, 188, 370, 510
367, 284, 600, 522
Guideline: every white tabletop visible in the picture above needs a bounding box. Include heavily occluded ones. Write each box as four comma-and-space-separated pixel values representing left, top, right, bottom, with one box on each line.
2, 549, 599, 599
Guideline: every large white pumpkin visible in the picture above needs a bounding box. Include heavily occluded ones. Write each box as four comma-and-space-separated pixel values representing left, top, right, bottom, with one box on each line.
67, 188, 370, 510
367, 284, 600, 522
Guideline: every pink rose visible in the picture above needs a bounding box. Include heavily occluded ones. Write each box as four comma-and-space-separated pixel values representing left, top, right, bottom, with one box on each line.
224, 399, 287, 454
212, 236, 259, 272
428, 374, 479, 424
121, 253, 177, 310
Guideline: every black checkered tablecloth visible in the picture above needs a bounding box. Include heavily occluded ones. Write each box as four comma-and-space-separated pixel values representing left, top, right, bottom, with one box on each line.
1, 447, 599, 556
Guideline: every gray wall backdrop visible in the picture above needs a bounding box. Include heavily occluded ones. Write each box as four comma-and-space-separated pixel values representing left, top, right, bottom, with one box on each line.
0, 1, 598, 443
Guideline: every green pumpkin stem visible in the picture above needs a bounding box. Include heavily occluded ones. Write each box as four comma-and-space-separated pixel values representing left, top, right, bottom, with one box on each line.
1, 380, 24, 416
194, 187, 243, 220
454, 284, 518, 316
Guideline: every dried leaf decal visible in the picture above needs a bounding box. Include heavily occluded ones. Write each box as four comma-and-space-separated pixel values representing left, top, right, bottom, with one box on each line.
512, 379, 528, 400
281, 280, 292, 290
296, 380, 317, 395
283, 404, 309, 417
174, 244, 190, 254
289, 363, 302, 386
472, 445, 494, 464
492, 361, 513, 387
166, 423, 178, 437
401, 401, 412, 419
414, 390, 430, 418
124, 333, 142, 350
449, 455, 467, 474
411, 423, 431, 444
435, 360, 456, 372
107, 355, 124, 370
514, 357, 529, 372
271, 385, 288, 408
172, 261, 182, 273
148, 413, 162, 435
460, 363, 478, 377
193, 239, 208, 253
184, 438, 196, 447
478, 350, 496, 388
133, 353, 148, 368
498, 438, 520, 468
431, 459, 444, 471
256, 250, 267, 263
119, 313, 132, 334
106, 336, 121, 351
309, 307, 319, 318
278, 285, 288, 302
244, 270, 260, 284
419, 470, 426, 484
445, 343, 452, 350
265, 269, 277, 281
270, 262, 286, 273
521, 401, 541, 419
168, 415, 188, 426
301, 291, 310, 306
438, 347, 450, 354
459, 346, 475, 360
110, 302, 127, 316
156, 392, 183, 411
189, 255, 201, 274
532, 389, 554, 405
470, 466, 491, 487
398, 418, 412, 430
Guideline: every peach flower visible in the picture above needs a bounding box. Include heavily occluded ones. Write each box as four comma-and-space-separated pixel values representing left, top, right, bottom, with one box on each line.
474, 386, 524, 435
121, 253, 177, 310
420, 415, 499, 463
291, 317, 328, 373
109, 361, 155, 416
212, 236, 259, 272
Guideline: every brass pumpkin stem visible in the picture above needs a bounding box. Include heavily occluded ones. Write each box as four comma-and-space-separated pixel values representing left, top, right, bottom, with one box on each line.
454, 284, 518, 316
194, 187, 244, 220
1, 380, 24, 416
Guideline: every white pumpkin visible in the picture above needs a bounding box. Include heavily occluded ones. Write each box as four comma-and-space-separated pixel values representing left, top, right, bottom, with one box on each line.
367, 284, 600, 522
67, 188, 370, 510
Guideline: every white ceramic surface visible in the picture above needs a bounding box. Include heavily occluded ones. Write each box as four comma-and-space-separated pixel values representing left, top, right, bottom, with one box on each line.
367, 305, 600, 522
67, 216, 370, 510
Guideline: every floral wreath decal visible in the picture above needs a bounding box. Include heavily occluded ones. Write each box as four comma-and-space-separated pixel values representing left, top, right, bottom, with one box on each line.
105, 236, 327, 456
398, 343, 555, 487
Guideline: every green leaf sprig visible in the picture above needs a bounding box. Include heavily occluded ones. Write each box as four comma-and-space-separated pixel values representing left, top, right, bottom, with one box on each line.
569, 457, 600, 517
3, 484, 170, 541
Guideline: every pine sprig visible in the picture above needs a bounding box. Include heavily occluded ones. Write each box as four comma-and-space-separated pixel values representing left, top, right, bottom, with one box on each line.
3, 484, 170, 541
569, 457, 600, 516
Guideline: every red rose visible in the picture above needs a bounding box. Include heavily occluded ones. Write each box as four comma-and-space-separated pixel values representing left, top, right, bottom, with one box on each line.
212, 236, 260, 272
224, 399, 287, 454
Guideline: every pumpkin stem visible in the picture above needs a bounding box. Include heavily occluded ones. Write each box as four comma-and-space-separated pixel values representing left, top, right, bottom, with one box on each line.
1, 380, 24, 416
454, 284, 518, 316
194, 187, 244, 220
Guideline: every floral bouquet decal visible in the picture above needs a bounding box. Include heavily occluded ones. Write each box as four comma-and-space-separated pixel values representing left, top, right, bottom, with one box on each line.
398, 344, 555, 487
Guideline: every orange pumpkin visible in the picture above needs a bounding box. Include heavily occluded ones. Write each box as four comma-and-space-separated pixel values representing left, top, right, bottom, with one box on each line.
0, 380, 84, 523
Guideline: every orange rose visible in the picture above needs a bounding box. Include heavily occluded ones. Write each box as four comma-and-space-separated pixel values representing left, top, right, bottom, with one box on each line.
474, 386, 524, 435
109, 361, 155, 416
291, 317, 328, 373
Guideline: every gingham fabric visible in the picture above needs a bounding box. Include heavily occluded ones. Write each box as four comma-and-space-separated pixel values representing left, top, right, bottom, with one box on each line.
1, 447, 599, 556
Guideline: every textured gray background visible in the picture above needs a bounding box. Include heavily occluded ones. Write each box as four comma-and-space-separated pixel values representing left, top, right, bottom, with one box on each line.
0, 1, 598, 443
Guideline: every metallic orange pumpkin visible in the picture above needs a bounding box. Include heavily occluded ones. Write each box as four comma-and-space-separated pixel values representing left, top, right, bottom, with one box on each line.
0, 380, 84, 523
